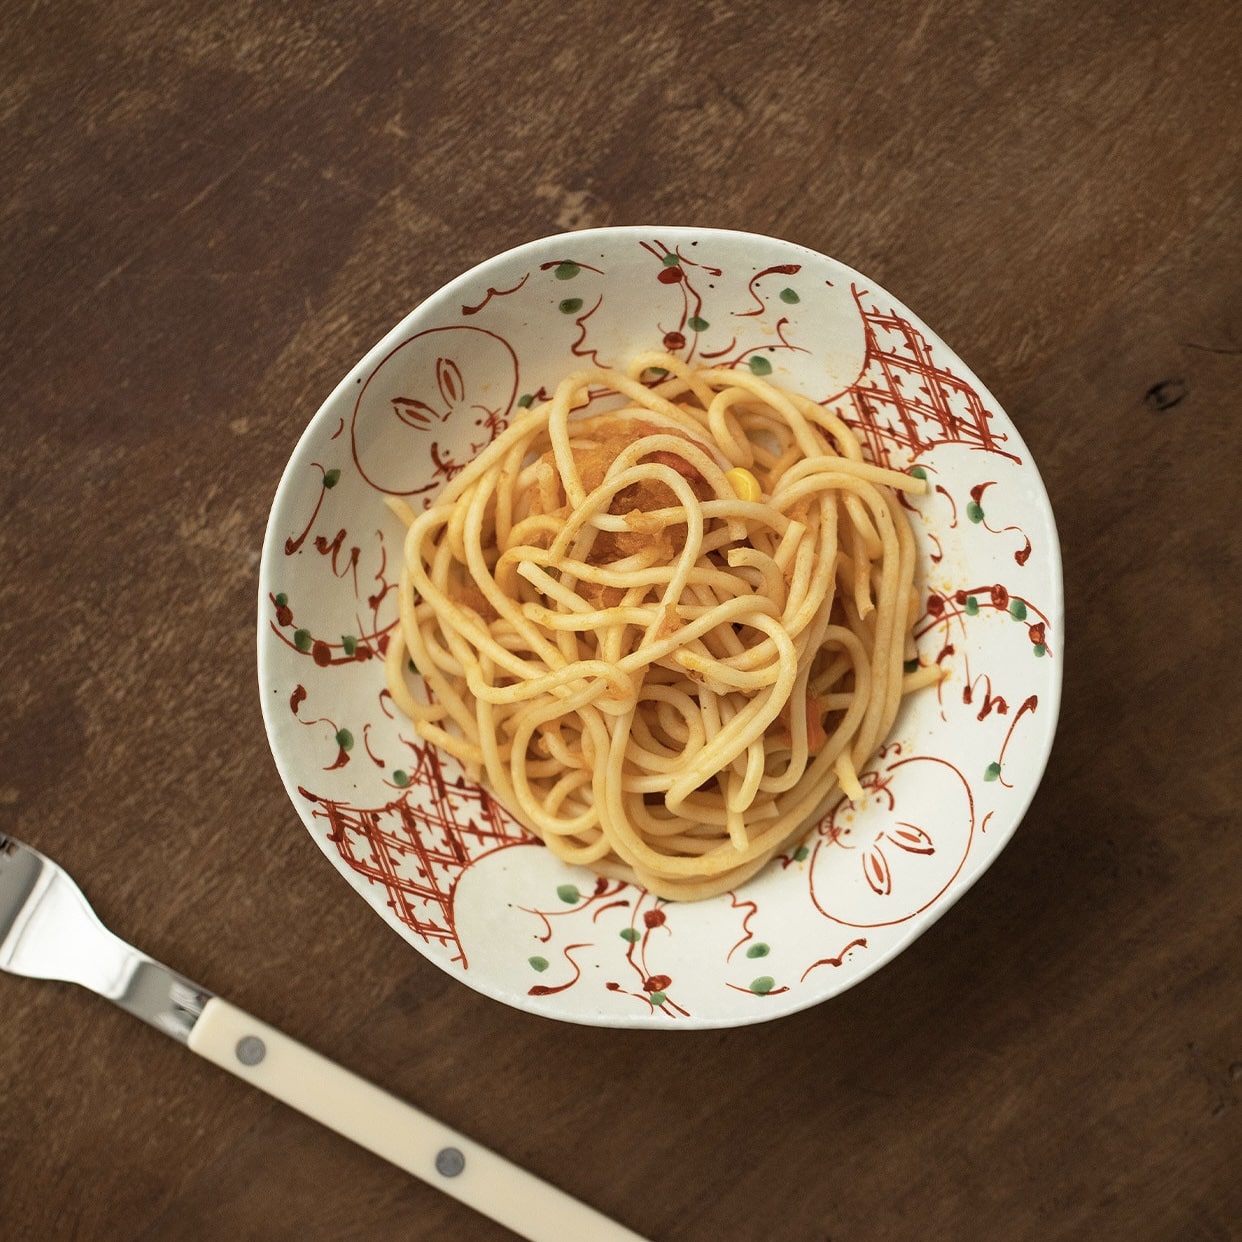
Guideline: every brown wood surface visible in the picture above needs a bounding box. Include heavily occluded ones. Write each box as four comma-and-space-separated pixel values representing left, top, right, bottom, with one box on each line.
2, 2, 1240, 1239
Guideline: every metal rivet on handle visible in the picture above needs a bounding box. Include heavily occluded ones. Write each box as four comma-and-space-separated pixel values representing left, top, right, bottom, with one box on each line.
435, 1147, 465, 1177
235, 1035, 266, 1066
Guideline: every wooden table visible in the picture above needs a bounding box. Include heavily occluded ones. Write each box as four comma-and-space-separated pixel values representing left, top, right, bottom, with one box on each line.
3, 3, 1239, 1239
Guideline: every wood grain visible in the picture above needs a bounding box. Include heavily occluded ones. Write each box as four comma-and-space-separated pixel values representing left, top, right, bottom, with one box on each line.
2, 2, 1239, 1239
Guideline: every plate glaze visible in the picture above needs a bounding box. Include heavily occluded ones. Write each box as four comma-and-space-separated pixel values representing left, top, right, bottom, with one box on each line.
258, 227, 1062, 1028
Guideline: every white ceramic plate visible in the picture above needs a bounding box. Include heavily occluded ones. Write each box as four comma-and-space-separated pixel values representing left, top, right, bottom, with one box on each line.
258, 227, 1062, 1028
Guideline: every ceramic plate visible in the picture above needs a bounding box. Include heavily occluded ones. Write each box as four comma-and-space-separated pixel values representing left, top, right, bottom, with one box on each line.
258, 227, 1062, 1028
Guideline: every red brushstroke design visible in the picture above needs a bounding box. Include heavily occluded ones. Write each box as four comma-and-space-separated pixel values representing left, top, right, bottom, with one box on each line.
461, 272, 530, 316
528, 944, 592, 997
285, 463, 335, 555
736, 264, 802, 316
800, 938, 869, 981
518, 875, 627, 943
538, 259, 605, 275
996, 695, 1039, 788
567, 295, 606, 363
726, 893, 759, 963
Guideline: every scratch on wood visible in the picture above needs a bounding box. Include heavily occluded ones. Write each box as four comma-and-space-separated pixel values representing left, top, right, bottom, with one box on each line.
1183, 341, 1242, 355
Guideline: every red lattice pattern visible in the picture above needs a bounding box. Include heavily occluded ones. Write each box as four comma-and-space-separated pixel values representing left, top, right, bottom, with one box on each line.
312, 739, 527, 963
843, 293, 1019, 468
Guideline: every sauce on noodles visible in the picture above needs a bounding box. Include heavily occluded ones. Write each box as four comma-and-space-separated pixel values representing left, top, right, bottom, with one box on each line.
383, 352, 940, 901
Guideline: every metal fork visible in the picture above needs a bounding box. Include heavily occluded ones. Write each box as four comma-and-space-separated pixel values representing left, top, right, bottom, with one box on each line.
0, 835, 647, 1241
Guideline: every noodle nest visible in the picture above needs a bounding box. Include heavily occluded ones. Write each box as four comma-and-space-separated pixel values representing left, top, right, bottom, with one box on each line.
384, 352, 936, 901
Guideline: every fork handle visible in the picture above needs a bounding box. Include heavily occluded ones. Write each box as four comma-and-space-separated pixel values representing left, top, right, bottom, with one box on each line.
187, 997, 647, 1242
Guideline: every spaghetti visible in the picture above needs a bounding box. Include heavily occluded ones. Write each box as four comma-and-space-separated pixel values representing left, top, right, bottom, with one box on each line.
384, 353, 938, 901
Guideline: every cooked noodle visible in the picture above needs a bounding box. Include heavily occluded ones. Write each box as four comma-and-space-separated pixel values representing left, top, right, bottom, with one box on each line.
384, 353, 938, 900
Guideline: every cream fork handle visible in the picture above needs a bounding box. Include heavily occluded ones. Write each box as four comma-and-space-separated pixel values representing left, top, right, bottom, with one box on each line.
188, 997, 648, 1242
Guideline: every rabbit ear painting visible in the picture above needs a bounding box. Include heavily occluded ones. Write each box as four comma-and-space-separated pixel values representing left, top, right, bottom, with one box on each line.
350, 324, 520, 497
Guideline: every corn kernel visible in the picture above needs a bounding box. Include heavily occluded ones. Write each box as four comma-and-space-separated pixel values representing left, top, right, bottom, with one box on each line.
725, 467, 761, 503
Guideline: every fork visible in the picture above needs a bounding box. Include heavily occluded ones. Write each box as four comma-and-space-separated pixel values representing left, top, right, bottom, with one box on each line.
0, 834, 647, 1241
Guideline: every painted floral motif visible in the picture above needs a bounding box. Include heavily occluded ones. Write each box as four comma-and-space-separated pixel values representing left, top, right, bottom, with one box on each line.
259, 229, 1062, 1027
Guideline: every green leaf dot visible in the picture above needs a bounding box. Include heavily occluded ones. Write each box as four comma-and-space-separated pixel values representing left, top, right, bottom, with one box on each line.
649, 991, 667, 1005
984, 761, 1002, 781
793, 845, 810, 863
779, 287, 800, 304
517, 393, 534, 408
910, 466, 928, 481
554, 261, 580, 280
293, 628, 312, 652
903, 658, 920, 674
1009, 599, 1029, 621
750, 976, 776, 995
620, 926, 641, 942
746, 943, 770, 959
965, 596, 980, 616
966, 501, 985, 523
323, 468, 341, 488
392, 770, 409, 787
661, 252, 680, 267
558, 297, 583, 314
687, 315, 709, 331
528, 956, 549, 972
748, 355, 773, 376
556, 884, 581, 904
275, 592, 288, 607
342, 635, 357, 656
335, 728, 354, 751
1033, 643, 1047, 658
407, 658, 419, 674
